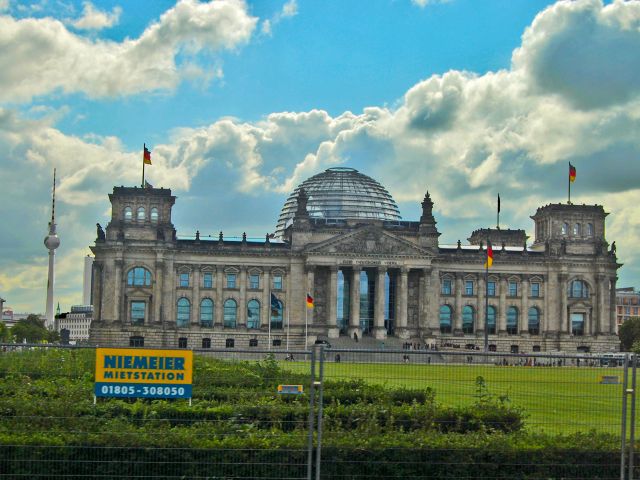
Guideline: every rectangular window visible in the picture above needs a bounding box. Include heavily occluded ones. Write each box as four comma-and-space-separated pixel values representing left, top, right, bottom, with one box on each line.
202, 338, 211, 349
130, 301, 145, 326
272, 339, 282, 347
203, 272, 213, 289
509, 281, 518, 297
178, 337, 187, 349
273, 275, 283, 290
249, 338, 258, 347
249, 274, 260, 289
225, 338, 235, 348
530, 282, 540, 298
179, 273, 190, 288
226, 274, 236, 289
441, 279, 452, 295
465, 280, 474, 296
487, 281, 496, 297
129, 336, 144, 347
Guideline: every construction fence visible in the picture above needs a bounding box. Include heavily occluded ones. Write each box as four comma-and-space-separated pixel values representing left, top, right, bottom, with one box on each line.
0, 344, 637, 479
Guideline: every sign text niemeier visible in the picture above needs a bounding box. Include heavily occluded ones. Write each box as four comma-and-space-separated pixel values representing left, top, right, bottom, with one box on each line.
95, 348, 193, 399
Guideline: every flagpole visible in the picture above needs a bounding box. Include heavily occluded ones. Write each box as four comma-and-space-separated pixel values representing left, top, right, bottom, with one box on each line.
568, 162, 571, 205
141, 143, 146, 188
286, 308, 290, 351
484, 248, 489, 353
305, 305, 308, 351
268, 290, 272, 351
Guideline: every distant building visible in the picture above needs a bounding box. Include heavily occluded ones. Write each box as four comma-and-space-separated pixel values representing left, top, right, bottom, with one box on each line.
57, 305, 93, 343
616, 288, 640, 332
2, 309, 45, 329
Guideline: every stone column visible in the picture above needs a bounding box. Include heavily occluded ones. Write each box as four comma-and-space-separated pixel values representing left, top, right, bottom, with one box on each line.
238, 267, 247, 328
93, 262, 103, 322
262, 268, 271, 330
396, 267, 409, 337
348, 267, 361, 338
498, 276, 507, 334
327, 266, 339, 337
163, 258, 175, 327
428, 269, 440, 333
192, 266, 200, 326
454, 273, 463, 334
596, 274, 607, 335
416, 268, 429, 337
559, 274, 568, 334
114, 259, 123, 323
609, 276, 617, 334
153, 260, 164, 324
521, 276, 530, 334
374, 267, 387, 340
215, 267, 223, 327
477, 275, 485, 334
545, 271, 558, 335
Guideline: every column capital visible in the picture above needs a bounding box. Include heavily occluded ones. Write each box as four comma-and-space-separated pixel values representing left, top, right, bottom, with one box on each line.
329, 265, 339, 273
377, 266, 388, 275
114, 259, 124, 268
400, 266, 410, 275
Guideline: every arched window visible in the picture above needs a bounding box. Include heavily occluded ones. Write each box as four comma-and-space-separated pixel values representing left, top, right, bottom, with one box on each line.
573, 223, 581, 236
507, 307, 518, 335
200, 299, 213, 328
587, 223, 594, 236
487, 306, 496, 334
570, 280, 589, 298
150, 207, 159, 223
176, 298, 190, 327
528, 307, 540, 335
137, 206, 145, 221
127, 267, 152, 286
561, 222, 569, 235
462, 306, 475, 334
124, 206, 133, 222
224, 299, 237, 328
247, 299, 261, 329
439, 305, 452, 334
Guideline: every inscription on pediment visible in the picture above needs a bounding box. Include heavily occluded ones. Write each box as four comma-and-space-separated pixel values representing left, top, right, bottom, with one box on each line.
309, 229, 425, 256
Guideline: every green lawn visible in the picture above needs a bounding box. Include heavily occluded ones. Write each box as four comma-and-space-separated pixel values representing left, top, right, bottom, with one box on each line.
282, 360, 632, 434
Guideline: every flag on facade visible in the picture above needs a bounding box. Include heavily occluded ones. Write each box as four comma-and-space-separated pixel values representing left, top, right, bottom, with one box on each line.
569, 163, 576, 183
143, 144, 152, 165
270, 293, 282, 315
484, 242, 494, 268
306, 294, 314, 308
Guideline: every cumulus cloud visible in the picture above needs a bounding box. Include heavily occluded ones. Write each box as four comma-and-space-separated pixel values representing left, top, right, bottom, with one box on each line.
412, 0, 452, 7
71, 2, 122, 31
0, 0, 257, 102
514, 0, 640, 109
0, 0, 9, 12
4, 0, 640, 310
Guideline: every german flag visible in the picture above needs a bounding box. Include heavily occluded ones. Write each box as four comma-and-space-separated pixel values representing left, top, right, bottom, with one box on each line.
143, 144, 152, 165
569, 163, 576, 183
484, 242, 494, 268
306, 294, 314, 309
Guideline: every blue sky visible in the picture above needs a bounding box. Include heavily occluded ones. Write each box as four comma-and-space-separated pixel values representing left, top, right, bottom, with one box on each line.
1, 0, 639, 313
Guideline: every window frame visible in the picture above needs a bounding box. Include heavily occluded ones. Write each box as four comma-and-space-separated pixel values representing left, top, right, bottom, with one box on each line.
226, 273, 237, 289
464, 280, 474, 296
224, 298, 237, 328
249, 274, 260, 290
200, 298, 214, 328
176, 297, 190, 327
441, 279, 452, 296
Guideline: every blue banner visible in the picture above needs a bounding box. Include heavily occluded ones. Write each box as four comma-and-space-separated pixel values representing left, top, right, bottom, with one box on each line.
95, 382, 192, 399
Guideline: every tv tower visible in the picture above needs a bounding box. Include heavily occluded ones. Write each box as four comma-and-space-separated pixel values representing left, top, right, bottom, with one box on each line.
44, 169, 60, 329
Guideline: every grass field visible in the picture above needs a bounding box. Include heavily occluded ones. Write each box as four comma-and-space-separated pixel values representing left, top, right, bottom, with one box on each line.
281, 360, 633, 435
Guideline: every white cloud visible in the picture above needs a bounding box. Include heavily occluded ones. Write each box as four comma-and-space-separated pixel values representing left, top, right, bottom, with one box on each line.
0, 0, 257, 102
261, 0, 297, 36
72, 2, 122, 31
0, 0, 9, 12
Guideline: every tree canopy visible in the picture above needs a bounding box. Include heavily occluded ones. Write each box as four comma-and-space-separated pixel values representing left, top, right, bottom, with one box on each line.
619, 317, 640, 351
10, 315, 58, 343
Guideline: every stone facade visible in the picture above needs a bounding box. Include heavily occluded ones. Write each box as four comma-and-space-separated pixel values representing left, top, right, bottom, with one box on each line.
89, 185, 621, 353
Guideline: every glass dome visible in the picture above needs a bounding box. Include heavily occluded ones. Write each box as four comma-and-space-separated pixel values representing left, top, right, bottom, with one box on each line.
275, 167, 401, 237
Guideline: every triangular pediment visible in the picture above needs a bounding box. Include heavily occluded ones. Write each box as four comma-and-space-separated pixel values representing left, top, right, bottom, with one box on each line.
306, 226, 431, 257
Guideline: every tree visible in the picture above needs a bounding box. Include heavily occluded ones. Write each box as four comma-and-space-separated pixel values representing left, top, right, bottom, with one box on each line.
10, 314, 51, 343
618, 317, 640, 351
0, 322, 11, 342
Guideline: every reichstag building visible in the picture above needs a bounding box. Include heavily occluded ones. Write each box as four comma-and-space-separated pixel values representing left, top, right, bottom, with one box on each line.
89, 167, 620, 353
